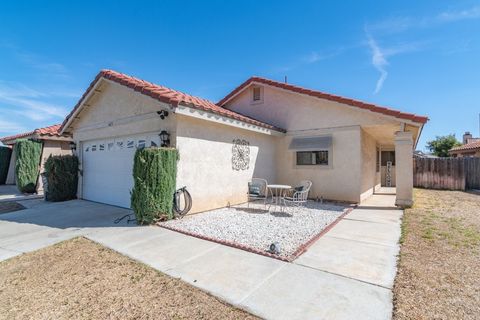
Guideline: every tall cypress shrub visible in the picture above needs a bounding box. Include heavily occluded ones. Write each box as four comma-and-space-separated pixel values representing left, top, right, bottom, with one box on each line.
131, 147, 178, 224
15, 139, 43, 193
44, 155, 79, 201
0, 146, 12, 184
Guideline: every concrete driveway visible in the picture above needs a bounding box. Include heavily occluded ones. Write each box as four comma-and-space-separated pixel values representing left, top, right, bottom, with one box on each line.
0, 199, 134, 260
0, 196, 401, 320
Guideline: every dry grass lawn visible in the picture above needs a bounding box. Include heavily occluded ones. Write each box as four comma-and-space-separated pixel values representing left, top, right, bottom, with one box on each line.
0, 237, 257, 320
393, 189, 480, 319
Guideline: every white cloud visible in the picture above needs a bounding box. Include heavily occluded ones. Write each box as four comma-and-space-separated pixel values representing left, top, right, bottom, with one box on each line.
0, 83, 69, 121
367, 16, 414, 34
366, 33, 388, 94
367, 5, 480, 34
0, 118, 27, 134
365, 31, 423, 94
303, 47, 346, 64
0, 43, 70, 79
437, 6, 480, 22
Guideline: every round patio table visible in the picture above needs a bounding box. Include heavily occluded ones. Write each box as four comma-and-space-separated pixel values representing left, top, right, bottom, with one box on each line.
267, 184, 292, 207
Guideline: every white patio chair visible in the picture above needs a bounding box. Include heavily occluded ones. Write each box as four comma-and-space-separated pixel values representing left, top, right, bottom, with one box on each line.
247, 178, 269, 209
282, 180, 312, 212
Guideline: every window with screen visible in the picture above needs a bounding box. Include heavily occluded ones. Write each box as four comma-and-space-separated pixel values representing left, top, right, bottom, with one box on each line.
296, 151, 329, 165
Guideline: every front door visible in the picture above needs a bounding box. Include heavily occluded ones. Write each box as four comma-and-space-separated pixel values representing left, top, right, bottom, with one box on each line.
381, 151, 396, 187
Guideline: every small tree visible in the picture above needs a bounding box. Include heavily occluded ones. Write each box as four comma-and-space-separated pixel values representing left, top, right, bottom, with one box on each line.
426, 134, 461, 157
0, 146, 12, 184
131, 147, 178, 224
15, 139, 43, 193
44, 155, 79, 201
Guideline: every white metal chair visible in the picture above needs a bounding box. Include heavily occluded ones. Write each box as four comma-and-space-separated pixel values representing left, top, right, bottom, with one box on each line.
282, 180, 312, 212
247, 178, 269, 209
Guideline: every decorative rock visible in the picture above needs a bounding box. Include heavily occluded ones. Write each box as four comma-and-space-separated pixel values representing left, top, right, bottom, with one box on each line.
161, 201, 346, 259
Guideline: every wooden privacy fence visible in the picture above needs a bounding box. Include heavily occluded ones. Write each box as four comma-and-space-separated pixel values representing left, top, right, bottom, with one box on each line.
413, 157, 480, 191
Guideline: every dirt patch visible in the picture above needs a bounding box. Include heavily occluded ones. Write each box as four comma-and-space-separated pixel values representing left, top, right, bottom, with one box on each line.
0, 201, 25, 214
393, 189, 480, 319
0, 237, 257, 320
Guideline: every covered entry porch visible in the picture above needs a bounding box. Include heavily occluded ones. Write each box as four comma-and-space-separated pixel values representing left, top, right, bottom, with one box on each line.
363, 122, 419, 208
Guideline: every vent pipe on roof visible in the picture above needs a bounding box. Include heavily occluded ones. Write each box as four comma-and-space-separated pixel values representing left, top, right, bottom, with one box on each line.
284, 76, 288, 84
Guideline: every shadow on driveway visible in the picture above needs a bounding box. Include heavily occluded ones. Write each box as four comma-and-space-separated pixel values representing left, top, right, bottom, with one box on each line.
0, 199, 138, 229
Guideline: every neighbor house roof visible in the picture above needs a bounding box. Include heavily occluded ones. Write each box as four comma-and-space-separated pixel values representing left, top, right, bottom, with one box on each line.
450, 140, 480, 153
61, 70, 285, 133
218, 76, 429, 124
0, 124, 63, 144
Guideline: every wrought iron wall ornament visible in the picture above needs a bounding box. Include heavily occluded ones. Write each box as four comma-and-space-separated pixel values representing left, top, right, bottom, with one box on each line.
232, 139, 250, 170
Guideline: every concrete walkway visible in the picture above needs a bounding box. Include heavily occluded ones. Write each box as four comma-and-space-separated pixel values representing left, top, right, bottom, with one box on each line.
0, 196, 402, 320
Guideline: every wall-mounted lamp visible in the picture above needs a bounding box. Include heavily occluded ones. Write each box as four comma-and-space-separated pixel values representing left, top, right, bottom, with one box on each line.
159, 130, 171, 147
69, 141, 77, 151
157, 110, 169, 120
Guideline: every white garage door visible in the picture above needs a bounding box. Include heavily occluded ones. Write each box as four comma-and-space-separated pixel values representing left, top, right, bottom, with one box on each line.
82, 133, 161, 208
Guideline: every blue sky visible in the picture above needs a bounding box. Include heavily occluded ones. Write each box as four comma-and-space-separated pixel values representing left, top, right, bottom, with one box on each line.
1, 1, 479, 149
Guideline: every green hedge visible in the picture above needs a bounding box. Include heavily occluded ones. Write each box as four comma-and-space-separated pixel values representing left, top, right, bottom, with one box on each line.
44, 155, 79, 202
15, 139, 43, 193
0, 146, 12, 184
131, 147, 178, 224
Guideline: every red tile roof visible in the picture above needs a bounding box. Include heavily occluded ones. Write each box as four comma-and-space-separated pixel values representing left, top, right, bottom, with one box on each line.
61, 70, 285, 133
218, 77, 429, 124
450, 140, 480, 152
0, 124, 63, 143
34, 124, 62, 136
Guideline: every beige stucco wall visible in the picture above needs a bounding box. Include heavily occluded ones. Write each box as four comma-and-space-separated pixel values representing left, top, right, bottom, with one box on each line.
360, 129, 379, 201
225, 85, 407, 203
36, 140, 72, 192
72, 81, 176, 142
176, 115, 277, 213
225, 85, 400, 132
276, 127, 362, 203
70, 81, 176, 199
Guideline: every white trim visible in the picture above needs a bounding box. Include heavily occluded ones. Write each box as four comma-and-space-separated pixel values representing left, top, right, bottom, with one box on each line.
413, 124, 424, 149
174, 104, 284, 136
60, 78, 104, 135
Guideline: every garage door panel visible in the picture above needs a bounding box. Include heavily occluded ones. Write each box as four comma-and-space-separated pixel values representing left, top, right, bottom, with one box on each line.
82, 133, 159, 208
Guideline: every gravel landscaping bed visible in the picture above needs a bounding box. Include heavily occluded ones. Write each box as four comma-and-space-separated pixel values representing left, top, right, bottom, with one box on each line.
161, 201, 349, 260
